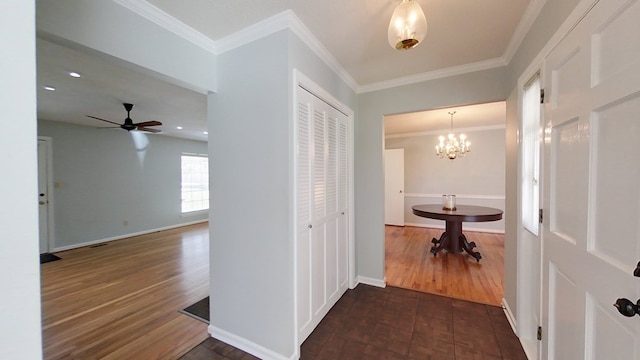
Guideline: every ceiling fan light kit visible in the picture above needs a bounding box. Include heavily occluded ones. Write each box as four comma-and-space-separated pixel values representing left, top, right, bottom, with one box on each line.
86, 103, 163, 133
388, 0, 428, 50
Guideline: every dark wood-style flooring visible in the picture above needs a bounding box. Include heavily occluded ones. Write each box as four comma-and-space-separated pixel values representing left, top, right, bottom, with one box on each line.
183, 285, 526, 359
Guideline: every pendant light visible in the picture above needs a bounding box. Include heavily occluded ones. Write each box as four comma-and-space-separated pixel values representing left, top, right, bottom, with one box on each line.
388, 0, 428, 50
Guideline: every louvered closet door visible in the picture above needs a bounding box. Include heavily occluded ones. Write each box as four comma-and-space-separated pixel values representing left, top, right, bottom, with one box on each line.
296, 85, 349, 343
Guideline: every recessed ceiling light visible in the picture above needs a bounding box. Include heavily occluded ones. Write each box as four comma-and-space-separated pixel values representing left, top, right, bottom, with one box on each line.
68, 72, 81, 78
44, 86, 56, 91
177, 126, 183, 130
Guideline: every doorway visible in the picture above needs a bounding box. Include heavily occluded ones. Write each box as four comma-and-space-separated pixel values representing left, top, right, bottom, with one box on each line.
38, 137, 53, 254
383, 102, 507, 305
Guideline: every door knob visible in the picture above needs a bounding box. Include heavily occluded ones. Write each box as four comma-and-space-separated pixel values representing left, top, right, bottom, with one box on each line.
399, 190, 403, 193
39, 201, 46, 205
633, 261, 640, 277
614, 298, 640, 317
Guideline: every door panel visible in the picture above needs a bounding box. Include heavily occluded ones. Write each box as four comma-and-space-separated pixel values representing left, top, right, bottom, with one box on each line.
38, 138, 50, 254
542, 0, 640, 358
296, 84, 350, 343
384, 148, 404, 226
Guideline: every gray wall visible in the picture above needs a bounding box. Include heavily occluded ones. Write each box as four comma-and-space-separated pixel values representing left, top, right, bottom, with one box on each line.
208, 27, 356, 358
386, 127, 506, 232
38, 120, 208, 249
209, 30, 292, 357
356, 67, 510, 282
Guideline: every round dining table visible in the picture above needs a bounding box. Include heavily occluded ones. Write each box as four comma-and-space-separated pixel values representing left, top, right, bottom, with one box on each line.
411, 204, 503, 262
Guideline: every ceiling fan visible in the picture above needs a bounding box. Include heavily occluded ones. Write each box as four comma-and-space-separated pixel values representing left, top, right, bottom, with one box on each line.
86, 103, 162, 133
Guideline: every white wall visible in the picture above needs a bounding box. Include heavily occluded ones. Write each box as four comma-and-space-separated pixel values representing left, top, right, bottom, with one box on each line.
0, 0, 42, 358
38, 120, 208, 250
386, 127, 506, 232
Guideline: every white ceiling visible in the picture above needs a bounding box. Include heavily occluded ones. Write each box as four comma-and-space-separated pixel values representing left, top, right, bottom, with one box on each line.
36, 0, 535, 140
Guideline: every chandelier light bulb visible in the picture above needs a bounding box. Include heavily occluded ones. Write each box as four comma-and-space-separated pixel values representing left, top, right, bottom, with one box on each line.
435, 111, 471, 160
388, 0, 428, 50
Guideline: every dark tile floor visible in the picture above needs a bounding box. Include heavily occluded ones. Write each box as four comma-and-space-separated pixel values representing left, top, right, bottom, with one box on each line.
181, 284, 527, 360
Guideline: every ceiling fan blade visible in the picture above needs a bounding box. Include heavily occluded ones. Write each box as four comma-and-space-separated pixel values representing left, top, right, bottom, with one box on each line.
96, 126, 121, 129
86, 115, 122, 126
133, 121, 162, 127
137, 126, 161, 133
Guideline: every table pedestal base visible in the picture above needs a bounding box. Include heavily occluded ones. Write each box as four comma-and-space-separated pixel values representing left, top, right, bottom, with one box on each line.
429, 221, 482, 262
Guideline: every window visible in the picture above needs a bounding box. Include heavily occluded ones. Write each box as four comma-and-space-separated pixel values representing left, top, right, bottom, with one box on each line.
522, 75, 541, 235
181, 154, 209, 213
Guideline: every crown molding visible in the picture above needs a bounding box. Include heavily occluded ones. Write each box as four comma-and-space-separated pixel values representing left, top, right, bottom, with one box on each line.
385, 124, 505, 139
358, 57, 508, 94
502, 0, 548, 63
112, 0, 217, 54
216, 10, 358, 92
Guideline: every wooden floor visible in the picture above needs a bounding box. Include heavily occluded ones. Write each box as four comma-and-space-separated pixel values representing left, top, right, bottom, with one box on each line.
385, 225, 504, 306
40, 222, 210, 360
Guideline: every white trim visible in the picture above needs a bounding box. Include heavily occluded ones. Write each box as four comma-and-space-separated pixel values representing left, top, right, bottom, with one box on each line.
38, 136, 55, 253
502, 298, 518, 335
359, 57, 507, 94
404, 193, 506, 200
208, 325, 295, 360
111, 0, 217, 54
404, 222, 505, 234
385, 124, 506, 139
218, 11, 359, 92
355, 276, 386, 288
292, 69, 356, 351
111, 0, 549, 95
51, 219, 208, 252
502, 0, 548, 63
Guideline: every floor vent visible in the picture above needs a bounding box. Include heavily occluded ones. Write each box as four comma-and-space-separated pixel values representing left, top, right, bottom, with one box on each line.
89, 243, 108, 248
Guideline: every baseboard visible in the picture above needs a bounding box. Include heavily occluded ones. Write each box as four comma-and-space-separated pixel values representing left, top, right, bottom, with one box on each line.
501, 298, 517, 334
404, 222, 505, 234
52, 219, 208, 252
208, 325, 295, 360
502, 298, 534, 360
355, 276, 386, 288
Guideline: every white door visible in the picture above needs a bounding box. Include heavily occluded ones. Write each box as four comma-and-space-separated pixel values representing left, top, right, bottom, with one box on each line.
38, 138, 51, 254
384, 148, 404, 226
541, 0, 640, 358
296, 85, 350, 343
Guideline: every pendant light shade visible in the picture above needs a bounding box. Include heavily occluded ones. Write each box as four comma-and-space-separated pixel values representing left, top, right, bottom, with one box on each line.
388, 0, 428, 50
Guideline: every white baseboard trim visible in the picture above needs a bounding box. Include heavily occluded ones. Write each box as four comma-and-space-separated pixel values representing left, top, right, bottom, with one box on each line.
404, 222, 505, 234
355, 276, 386, 288
502, 298, 517, 334
52, 219, 208, 252
208, 325, 295, 360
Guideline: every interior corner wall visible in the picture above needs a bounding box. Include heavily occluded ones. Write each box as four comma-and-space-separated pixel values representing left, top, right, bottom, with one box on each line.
38, 120, 208, 249
355, 67, 510, 283
385, 127, 506, 233
208, 30, 294, 359
0, 0, 42, 357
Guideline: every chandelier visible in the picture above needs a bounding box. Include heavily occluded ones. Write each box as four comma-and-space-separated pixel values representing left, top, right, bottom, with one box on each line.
435, 111, 471, 160
388, 0, 428, 50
